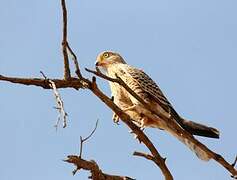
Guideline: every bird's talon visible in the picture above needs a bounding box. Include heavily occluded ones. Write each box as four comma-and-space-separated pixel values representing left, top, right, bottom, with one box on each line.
112, 113, 120, 124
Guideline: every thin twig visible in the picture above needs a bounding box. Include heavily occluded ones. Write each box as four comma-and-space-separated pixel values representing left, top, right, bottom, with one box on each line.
66, 43, 82, 79
232, 157, 237, 180
133, 151, 156, 161
40, 71, 47, 79
232, 156, 237, 167
80, 120, 99, 158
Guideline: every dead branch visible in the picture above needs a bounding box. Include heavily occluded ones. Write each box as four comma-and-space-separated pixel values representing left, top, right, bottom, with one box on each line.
232, 156, 237, 167
61, 0, 71, 80
133, 151, 159, 161
64, 155, 135, 180
49, 80, 68, 128
66, 120, 136, 180
0, 75, 84, 89
80, 120, 99, 158
0, 74, 174, 179
67, 43, 83, 79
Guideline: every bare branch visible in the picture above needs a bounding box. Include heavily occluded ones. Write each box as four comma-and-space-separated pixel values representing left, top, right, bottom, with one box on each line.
64, 155, 135, 180
133, 151, 158, 161
231, 155, 237, 178
85, 68, 118, 83
80, 120, 99, 158
61, 0, 71, 79
232, 156, 237, 167
0, 75, 83, 89
49, 80, 68, 128
40, 71, 47, 79
0, 74, 173, 179
66, 43, 83, 79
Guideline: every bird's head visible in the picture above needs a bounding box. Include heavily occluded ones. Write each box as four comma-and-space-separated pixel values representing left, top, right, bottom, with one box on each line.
95, 51, 126, 69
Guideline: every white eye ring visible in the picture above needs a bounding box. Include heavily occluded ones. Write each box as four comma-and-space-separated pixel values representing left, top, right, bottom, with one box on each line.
103, 53, 109, 58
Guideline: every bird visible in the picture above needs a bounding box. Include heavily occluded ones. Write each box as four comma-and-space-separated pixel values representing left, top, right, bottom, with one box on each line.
95, 51, 219, 161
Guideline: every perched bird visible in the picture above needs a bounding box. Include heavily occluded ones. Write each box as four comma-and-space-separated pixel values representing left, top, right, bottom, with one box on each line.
95, 51, 219, 161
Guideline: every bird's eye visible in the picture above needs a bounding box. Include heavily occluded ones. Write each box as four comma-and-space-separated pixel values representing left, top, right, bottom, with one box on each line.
103, 53, 109, 58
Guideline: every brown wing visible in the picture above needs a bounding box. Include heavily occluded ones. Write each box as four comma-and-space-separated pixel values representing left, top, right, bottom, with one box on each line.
119, 64, 183, 125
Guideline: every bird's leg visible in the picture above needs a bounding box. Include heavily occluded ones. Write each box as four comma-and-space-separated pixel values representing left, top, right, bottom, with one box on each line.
129, 124, 144, 143
113, 105, 137, 124
111, 95, 120, 125
140, 117, 148, 129
138, 113, 147, 129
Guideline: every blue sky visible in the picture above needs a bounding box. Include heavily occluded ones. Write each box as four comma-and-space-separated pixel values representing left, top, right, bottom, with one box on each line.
0, 0, 237, 179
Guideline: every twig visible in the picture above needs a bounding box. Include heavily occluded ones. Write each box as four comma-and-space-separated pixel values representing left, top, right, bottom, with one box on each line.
133, 151, 158, 161
64, 155, 135, 180
80, 120, 99, 158
49, 80, 68, 129
86, 68, 119, 83
232, 156, 237, 167
40, 71, 47, 79
66, 43, 82, 79
232, 155, 237, 178
61, 0, 71, 80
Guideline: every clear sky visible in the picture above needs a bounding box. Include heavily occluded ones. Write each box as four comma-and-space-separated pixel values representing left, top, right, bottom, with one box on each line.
0, 0, 237, 180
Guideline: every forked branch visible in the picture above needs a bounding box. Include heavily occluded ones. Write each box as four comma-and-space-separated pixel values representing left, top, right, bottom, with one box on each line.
79, 120, 99, 158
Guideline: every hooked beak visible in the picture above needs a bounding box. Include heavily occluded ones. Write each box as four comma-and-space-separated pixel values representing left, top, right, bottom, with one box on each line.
95, 61, 100, 66
95, 61, 107, 67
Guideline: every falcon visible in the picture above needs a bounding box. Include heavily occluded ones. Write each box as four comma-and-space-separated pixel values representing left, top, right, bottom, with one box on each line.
95, 51, 219, 161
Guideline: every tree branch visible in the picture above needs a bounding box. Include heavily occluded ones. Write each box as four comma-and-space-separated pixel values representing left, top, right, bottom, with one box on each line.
61, 0, 71, 80
133, 151, 158, 161
64, 155, 135, 180
85, 68, 237, 178
66, 43, 83, 79
0, 73, 174, 180
0, 75, 83, 89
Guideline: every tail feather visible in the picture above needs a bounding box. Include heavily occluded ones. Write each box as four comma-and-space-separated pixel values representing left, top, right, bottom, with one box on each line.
180, 118, 220, 139
183, 138, 211, 161
166, 126, 211, 161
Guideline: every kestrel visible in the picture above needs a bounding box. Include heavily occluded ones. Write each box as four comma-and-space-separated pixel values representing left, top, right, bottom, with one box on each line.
95, 51, 219, 161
